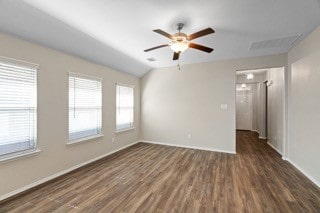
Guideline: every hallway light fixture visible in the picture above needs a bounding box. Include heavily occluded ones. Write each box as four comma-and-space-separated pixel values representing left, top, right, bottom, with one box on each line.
246, 73, 254, 80
266, 80, 273, 87
241, 84, 247, 88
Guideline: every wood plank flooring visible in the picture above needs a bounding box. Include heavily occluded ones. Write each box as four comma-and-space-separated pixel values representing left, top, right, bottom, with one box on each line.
1, 131, 320, 212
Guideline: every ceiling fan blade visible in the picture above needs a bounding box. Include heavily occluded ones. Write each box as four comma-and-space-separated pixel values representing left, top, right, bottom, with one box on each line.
153, 29, 173, 39
188, 28, 215, 40
173, 52, 180, 60
144, 44, 169, 52
189, 43, 214, 53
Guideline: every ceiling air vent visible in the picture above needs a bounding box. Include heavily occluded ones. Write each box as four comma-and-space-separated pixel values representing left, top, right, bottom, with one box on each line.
147, 57, 157, 62
250, 34, 302, 50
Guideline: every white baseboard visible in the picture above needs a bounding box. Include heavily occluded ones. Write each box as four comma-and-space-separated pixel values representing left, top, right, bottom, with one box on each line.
259, 136, 267, 140
141, 140, 236, 154
267, 141, 283, 155
0, 140, 140, 202
251, 130, 267, 140
284, 159, 320, 188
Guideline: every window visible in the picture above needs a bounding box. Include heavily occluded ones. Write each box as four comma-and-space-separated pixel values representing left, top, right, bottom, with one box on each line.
69, 73, 102, 143
0, 58, 37, 158
116, 84, 134, 131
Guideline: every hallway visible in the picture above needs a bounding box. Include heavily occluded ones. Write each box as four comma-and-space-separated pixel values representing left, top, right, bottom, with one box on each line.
1, 131, 319, 212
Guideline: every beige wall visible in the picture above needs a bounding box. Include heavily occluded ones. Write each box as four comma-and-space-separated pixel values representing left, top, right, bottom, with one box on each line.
0, 32, 141, 197
141, 54, 287, 153
287, 26, 320, 186
3, 24, 319, 198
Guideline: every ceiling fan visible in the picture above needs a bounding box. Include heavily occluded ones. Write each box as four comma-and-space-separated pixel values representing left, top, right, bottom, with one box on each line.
144, 23, 215, 60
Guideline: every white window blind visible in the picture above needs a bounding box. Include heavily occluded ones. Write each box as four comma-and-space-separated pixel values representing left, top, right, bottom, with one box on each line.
69, 73, 102, 142
116, 84, 134, 131
0, 59, 37, 157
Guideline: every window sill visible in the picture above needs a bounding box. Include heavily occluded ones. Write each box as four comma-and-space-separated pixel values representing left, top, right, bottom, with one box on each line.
0, 149, 42, 164
115, 127, 135, 134
67, 134, 104, 146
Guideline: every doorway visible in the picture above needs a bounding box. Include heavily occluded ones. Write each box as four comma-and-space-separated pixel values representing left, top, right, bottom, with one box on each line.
235, 67, 285, 155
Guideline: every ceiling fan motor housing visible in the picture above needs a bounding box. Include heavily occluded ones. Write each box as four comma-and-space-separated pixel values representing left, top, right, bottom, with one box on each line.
172, 33, 188, 42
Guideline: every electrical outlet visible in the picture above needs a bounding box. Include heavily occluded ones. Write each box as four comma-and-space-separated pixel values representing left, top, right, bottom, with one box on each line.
112, 138, 115, 143
221, 104, 228, 110
187, 134, 192, 139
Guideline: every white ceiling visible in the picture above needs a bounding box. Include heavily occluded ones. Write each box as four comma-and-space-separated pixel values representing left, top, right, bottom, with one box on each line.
0, 0, 320, 77
236, 69, 268, 75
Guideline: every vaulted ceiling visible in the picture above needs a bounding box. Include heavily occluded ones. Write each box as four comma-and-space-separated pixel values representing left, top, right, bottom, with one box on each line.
0, 0, 320, 77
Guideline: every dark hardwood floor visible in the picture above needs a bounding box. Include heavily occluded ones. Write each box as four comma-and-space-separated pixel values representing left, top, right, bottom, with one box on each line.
1, 131, 320, 212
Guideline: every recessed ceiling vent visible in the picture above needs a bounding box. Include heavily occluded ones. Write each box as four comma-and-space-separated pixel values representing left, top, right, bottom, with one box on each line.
147, 57, 157, 62
250, 34, 302, 50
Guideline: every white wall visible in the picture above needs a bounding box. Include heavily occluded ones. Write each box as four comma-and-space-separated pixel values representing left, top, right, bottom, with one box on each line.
267, 67, 285, 154
260, 72, 268, 139
141, 54, 287, 153
287, 26, 320, 186
0, 32, 141, 198
251, 83, 259, 132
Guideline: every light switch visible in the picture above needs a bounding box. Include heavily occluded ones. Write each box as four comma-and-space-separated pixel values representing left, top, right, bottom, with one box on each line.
221, 104, 228, 110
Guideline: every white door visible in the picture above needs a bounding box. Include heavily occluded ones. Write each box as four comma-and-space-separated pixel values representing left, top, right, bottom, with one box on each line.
236, 88, 252, 130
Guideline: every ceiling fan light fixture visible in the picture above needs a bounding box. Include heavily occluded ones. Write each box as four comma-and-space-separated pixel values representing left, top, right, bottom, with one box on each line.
170, 41, 189, 53
170, 40, 189, 53
145, 25, 215, 60
170, 33, 189, 53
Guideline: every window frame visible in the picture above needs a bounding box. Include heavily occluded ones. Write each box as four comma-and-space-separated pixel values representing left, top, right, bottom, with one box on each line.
0, 56, 40, 162
67, 72, 103, 145
115, 83, 135, 133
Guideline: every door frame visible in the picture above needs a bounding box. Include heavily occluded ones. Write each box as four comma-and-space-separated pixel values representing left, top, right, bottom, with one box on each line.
235, 67, 286, 157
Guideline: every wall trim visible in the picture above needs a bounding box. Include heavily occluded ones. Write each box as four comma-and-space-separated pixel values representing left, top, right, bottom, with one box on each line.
259, 136, 267, 140
267, 141, 283, 155
0, 140, 140, 202
284, 158, 320, 188
141, 140, 236, 154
